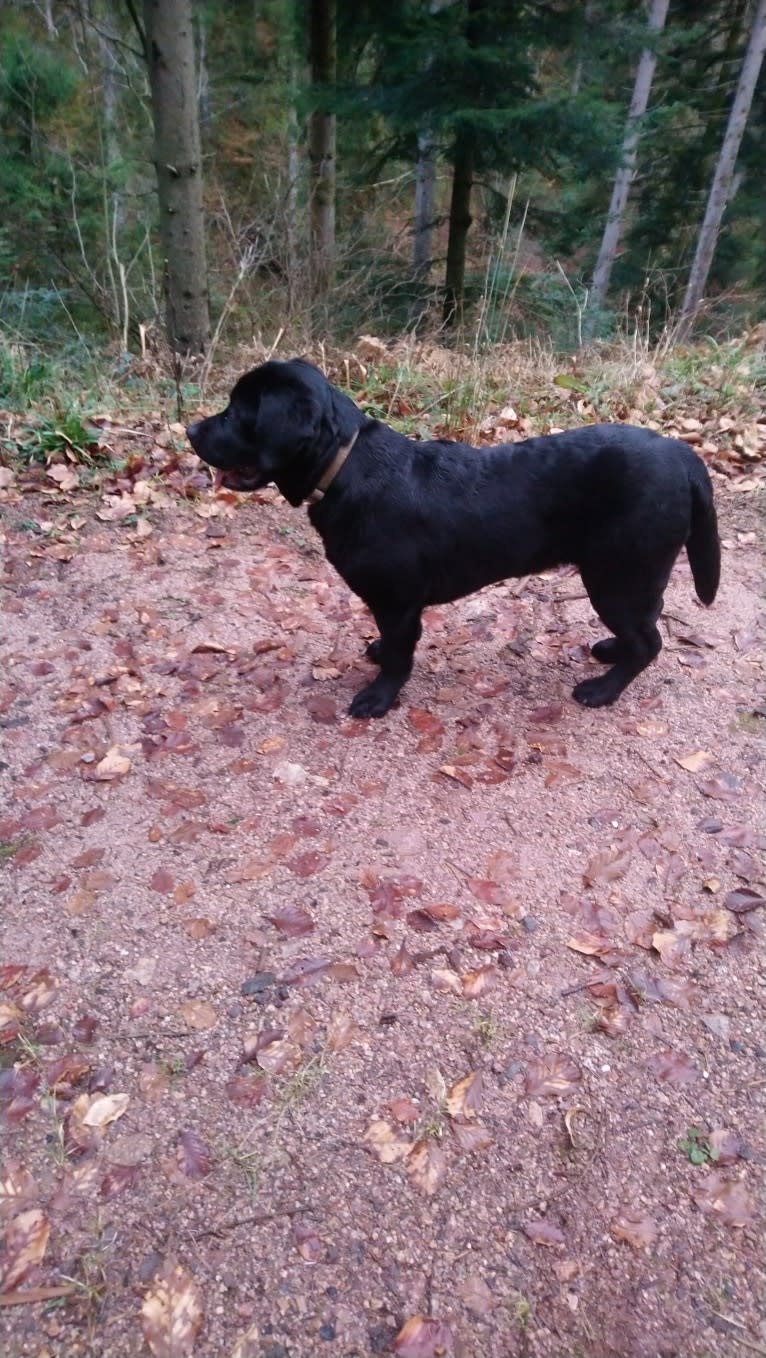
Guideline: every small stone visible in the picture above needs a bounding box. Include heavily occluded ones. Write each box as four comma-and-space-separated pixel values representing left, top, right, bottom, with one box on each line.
522, 915, 539, 932
729, 1040, 746, 1054
318, 1324, 336, 1341
241, 973, 277, 996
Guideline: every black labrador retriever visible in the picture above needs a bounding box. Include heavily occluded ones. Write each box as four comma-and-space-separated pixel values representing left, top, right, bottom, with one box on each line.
187, 358, 720, 719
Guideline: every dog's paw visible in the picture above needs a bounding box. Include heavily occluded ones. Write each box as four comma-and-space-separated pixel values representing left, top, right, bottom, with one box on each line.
365, 639, 382, 664
572, 674, 622, 708
590, 637, 628, 663
349, 680, 398, 719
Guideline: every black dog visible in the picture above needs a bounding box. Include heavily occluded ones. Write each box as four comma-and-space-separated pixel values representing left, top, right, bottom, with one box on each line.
187, 358, 720, 719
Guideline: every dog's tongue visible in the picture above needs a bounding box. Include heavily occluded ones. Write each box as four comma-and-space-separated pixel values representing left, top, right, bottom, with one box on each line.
212, 469, 224, 490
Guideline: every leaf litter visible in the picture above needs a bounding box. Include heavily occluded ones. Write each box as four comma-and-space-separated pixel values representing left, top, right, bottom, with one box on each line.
0, 433, 763, 1357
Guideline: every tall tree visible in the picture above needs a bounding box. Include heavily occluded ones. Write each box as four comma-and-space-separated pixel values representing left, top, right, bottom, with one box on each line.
142, 0, 210, 355
678, 0, 766, 336
587, 0, 669, 328
308, 0, 337, 301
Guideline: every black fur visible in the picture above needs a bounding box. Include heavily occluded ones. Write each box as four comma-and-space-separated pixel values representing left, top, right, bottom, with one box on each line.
187, 358, 720, 718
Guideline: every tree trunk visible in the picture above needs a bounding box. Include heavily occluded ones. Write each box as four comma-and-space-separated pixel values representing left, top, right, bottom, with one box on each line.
442, 126, 474, 327
678, 0, 766, 337
143, 0, 210, 355
308, 0, 336, 301
413, 129, 436, 277
587, 0, 669, 328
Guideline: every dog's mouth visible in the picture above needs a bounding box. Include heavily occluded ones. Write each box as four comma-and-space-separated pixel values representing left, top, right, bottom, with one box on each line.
210, 467, 264, 493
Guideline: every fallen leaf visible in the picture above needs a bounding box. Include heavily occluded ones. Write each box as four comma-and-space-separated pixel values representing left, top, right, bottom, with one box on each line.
451, 1121, 494, 1152
446, 1072, 483, 1121
707, 1128, 742, 1164
724, 887, 765, 914
431, 968, 462, 994
176, 1131, 212, 1180
82, 1092, 130, 1128
267, 904, 315, 937
610, 1209, 658, 1249
255, 1037, 301, 1076
364, 1119, 413, 1165
0, 1209, 49, 1290
461, 964, 498, 998
393, 1315, 454, 1358
0, 1166, 37, 1220
646, 1049, 700, 1086
524, 1219, 565, 1248
387, 1097, 420, 1124
93, 747, 131, 781
292, 1218, 324, 1263
674, 750, 714, 772
326, 1012, 358, 1053
178, 1000, 217, 1031
182, 917, 216, 940
406, 1139, 448, 1196
697, 773, 741, 800
524, 1054, 582, 1098
693, 1172, 755, 1228
230, 1324, 261, 1358
583, 846, 632, 886
141, 1262, 204, 1357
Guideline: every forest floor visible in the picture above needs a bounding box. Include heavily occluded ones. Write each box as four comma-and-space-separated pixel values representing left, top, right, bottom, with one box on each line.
1, 342, 765, 1358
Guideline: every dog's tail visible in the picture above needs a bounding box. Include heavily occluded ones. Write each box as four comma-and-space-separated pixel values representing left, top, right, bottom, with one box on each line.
686, 454, 720, 605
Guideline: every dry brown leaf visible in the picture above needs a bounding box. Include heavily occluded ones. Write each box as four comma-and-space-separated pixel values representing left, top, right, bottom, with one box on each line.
692, 1172, 755, 1228
387, 1097, 420, 1124
229, 1324, 261, 1358
524, 1219, 565, 1248
406, 1139, 448, 1196
178, 1000, 217, 1031
141, 1262, 204, 1357
646, 1048, 700, 1086
93, 747, 132, 781
451, 1121, 494, 1153
364, 1120, 413, 1164
674, 750, 714, 773
610, 1209, 658, 1249
446, 1071, 483, 1121
461, 964, 498, 998
457, 1273, 495, 1315
254, 1037, 301, 1077
583, 846, 632, 887
524, 1053, 582, 1098
425, 1067, 448, 1104
0, 1166, 37, 1220
326, 1012, 358, 1053
82, 1092, 130, 1128
393, 1314, 454, 1358
0, 1209, 50, 1290
431, 968, 462, 995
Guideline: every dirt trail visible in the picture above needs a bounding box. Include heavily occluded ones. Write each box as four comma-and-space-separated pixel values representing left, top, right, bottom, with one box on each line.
1, 478, 764, 1358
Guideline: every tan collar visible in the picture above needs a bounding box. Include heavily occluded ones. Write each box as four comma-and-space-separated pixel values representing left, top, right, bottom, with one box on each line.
306, 429, 358, 505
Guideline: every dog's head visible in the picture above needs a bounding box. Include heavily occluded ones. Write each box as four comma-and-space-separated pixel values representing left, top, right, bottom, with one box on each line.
186, 358, 362, 507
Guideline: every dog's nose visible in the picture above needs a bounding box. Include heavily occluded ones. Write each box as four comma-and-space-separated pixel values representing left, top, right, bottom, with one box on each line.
186, 422, 200, 443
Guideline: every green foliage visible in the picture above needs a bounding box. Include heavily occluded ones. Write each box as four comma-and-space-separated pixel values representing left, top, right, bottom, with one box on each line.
10, 406, 103, 466
677, 1127, 719, 1167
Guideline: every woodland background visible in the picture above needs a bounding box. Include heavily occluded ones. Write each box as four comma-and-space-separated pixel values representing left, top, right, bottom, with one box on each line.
1, 0, 766, 393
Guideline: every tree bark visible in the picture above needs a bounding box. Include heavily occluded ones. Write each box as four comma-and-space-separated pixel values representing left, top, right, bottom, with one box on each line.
678, 0, 766, 337
143, 0, 210, 355
413, 128, 436, 277
587, 0, 669, 327
308, 0, 336, 301
442, 126, 474, 327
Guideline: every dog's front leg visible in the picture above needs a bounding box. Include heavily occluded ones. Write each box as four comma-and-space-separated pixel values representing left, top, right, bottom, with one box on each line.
350, 608, 422, 718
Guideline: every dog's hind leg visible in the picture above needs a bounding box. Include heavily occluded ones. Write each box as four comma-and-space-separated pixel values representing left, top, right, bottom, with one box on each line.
573, 567, 670, 708
350, 607, 422, 718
